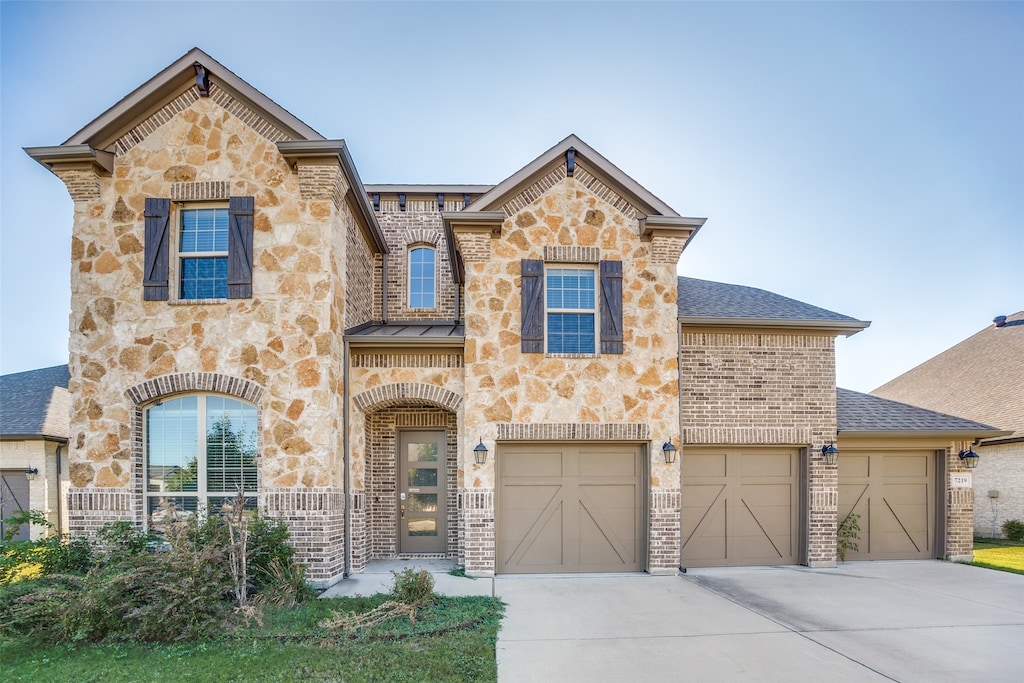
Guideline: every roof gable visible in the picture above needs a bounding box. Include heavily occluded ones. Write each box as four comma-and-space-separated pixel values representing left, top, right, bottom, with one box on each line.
64, 47, 322, 153
465, 134, 680, 219
872, 311, 1024, 440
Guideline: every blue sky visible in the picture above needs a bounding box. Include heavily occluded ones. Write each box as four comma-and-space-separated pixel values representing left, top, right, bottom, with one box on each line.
1, 1, 1021, 392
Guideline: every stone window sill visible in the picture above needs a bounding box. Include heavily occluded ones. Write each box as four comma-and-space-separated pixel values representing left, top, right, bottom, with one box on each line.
169, 298, 228, 306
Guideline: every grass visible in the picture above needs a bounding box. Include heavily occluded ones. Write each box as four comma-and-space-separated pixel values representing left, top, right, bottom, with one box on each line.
0, 594, 504, 682
972, 537, 1024, 575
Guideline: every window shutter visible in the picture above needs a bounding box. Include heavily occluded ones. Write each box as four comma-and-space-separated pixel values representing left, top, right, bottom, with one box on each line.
521, 259, 544, 353
143, 198, 171, 301
600, 260, 623, 354
227, 196, 254, 299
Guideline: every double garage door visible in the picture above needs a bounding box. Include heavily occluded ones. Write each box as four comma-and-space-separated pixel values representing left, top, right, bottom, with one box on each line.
497, 443, 643, 574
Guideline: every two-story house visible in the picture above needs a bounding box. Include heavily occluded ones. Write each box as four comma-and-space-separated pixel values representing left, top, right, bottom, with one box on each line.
25, 49, 1001, 586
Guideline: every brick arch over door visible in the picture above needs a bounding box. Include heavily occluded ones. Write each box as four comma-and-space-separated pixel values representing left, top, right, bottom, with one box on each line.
125, 372, 266, 521
354, 383, 463, 413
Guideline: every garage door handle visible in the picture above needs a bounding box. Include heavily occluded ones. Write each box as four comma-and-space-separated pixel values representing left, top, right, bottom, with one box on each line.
400, 504, 405, 519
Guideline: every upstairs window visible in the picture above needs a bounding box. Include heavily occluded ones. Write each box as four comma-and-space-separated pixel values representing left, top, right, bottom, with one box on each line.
409, 246, 436, 309
545, 267, 596, 354
145, 394, 258, 521
180, 207, 229, 299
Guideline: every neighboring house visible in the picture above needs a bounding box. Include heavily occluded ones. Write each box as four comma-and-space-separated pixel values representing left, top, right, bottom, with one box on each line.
873, 313, 1024, 538
22, 48, 1002, 585
0, 365, 71, 540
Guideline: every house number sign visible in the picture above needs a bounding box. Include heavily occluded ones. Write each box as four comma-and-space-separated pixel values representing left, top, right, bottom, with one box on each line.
951, 473, 972, 488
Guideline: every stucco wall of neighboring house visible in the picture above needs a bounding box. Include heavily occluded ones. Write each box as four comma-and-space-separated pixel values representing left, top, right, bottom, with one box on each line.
0, 439, 67, 539
456, 168, 685, 574
974, 441, 1024, 538
54, 87, 369, 584
680, 329, 839, 566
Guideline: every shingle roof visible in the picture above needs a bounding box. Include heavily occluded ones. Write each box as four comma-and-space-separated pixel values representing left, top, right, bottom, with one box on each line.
0, 365, 71, 440
837, 387, 1002, 434
677, 277, 869, 332
872, 312, 1024, 442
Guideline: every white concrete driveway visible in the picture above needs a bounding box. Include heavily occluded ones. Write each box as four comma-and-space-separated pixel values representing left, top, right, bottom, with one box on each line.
495, 561, 1023, 682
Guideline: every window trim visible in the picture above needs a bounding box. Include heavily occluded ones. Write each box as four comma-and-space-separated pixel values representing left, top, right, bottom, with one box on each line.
407, 244, 437, 310
176, 203, 230, 301
544, 264, 598, 355
143, 393, 258, 524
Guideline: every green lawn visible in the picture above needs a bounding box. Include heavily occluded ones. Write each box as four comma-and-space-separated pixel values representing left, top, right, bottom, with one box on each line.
0, 595, 504, 683
973, 537, 1024, 575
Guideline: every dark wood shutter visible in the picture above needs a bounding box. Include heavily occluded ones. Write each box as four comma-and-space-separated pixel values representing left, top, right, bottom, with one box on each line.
600, 260, 623, 354
143, 198, 171, 301
521, 259, 544, 353
227, 196, 254, 299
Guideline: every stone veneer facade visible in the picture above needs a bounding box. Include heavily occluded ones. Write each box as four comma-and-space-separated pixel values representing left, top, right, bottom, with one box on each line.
31, 49, 982, 586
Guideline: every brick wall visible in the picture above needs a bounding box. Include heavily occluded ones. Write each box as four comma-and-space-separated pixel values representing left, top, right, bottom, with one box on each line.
681, 329, 838, 566
973, 441, 1024, 537
649, 489, 681, 573
375, 209, 457, 321
460, 488, 495, 576
263, 488, 345, 587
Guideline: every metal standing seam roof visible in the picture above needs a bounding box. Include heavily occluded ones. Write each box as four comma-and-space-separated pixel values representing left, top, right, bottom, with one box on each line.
678, 277, 868, 327
344, 323, 465, 345
0, 365, 71, 440
837, 387, 1004, 435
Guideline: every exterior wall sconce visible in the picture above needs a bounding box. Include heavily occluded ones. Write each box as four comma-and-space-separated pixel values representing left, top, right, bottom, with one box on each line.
958, 448, 980, 469
820, 443, 839, 467
474, 438, 488, 465
662, 440, 677, 464
24, 467, 39, 481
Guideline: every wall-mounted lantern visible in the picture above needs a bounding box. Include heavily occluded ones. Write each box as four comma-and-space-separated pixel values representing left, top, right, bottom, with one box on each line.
662, 440, 677, 464
820, 443, 839, 467
24, 467, 39, 481
474, 438, 488, 465
958, 448, 980, 469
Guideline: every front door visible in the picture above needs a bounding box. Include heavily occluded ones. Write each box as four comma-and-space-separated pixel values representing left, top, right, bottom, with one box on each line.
398, 430, 446, 554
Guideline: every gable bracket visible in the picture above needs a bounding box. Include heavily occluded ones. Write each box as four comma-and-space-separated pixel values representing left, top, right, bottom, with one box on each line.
566, 148, 576, 177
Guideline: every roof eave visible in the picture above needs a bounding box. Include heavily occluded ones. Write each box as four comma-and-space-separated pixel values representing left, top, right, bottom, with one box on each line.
24, 144, 114, 175
277, 140, 388, 254
441, 211, 505, 285
64, 47, 322, 149
839, 429, 1012, 439
679, 316, 872, 336
0, 433, 69, 443
467, 134, 680, 217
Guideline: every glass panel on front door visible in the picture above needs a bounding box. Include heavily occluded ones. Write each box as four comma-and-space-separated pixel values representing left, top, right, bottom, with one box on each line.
399, 431, 446, 553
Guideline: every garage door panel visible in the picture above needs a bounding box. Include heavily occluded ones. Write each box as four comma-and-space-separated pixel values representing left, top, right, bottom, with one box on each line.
498, 445, 642, 574
839, 451, 934, 561
683, 449, 798, 568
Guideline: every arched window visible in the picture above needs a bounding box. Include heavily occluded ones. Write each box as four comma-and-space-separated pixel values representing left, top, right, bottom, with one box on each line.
409, 246, 436, 309
145, 394, 258, 520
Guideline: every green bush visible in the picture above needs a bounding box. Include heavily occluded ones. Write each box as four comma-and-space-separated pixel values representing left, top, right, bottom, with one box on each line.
837, 512, 861, 563
256, 558, 315, 608
390, 568, 435, 606
247, 514, 297, 590
1002, 519, 1024, 543
0, 574, 83, 641
1, 510, 93, 583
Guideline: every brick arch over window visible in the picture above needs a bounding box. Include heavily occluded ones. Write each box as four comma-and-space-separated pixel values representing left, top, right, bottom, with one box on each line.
354, 383, 462, 413
125, 372, 265, 406
125, 372, 265, 522
402, 229, 442, 249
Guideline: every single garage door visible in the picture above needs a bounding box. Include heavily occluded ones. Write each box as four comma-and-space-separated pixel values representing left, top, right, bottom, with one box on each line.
839, 450, 935, 560
497, 443, 643, 574
1, 471, 31, 541
682, 447, 800, 568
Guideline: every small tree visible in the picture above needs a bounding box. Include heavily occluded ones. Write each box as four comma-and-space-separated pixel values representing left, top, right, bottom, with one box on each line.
837, 512, 861, 563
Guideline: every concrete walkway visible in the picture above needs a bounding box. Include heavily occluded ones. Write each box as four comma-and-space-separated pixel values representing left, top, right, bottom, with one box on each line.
318, 559, 495, 598
495, 562, 1023, 682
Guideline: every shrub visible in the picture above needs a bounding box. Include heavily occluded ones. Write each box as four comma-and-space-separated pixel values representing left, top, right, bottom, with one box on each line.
255, 558, 315, 608
837, 513, 861, 563
1002, 519, 1024, 543
390, 568, 435, 606
247, 514, 297, 588
0, 574, 83, 641
1, 510, 93, 584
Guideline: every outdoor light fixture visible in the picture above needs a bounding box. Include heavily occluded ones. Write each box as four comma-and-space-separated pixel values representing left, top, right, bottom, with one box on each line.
820, 443, 839, 467
473, 438, 488, 465
662, 440, 677, 464
24, 467, 39, 481
958, 448, 980, 469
